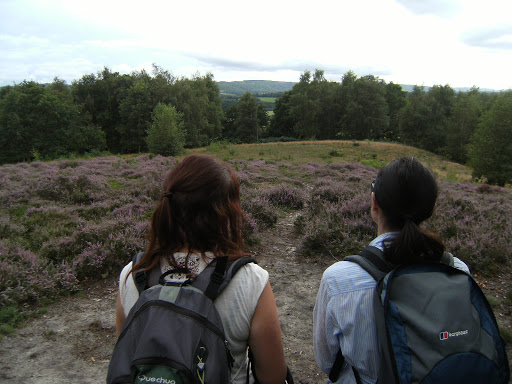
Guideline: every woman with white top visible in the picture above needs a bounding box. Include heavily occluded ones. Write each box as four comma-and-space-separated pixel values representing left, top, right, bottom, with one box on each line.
115, 154, 287, 384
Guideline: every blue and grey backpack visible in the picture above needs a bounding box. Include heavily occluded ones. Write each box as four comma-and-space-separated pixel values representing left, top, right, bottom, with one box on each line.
107, 254, 256, 384
329, 246, 510, 384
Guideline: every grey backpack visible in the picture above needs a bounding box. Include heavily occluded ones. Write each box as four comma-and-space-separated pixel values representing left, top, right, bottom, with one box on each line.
330, 246, 510, 384
107, 254, 256, 384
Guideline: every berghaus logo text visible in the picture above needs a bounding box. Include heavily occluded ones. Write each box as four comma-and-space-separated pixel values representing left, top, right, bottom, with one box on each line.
439, 330, 469, 340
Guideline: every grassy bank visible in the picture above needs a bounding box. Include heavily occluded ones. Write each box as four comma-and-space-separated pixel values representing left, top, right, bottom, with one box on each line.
189, 140, 472, 183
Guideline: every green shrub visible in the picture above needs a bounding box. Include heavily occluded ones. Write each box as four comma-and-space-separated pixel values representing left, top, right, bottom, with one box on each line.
499, 326, 512, 343
146, 103, 185, 156
486, 296, 499, 308
0, 324, 14, 336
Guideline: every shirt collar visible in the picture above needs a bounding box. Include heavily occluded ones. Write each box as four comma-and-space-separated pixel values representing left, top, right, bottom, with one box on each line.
369, 232, 399, 251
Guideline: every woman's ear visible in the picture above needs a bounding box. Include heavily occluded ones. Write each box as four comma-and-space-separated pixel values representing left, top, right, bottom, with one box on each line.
371, 192, 378, 211
371, 192, 379, 222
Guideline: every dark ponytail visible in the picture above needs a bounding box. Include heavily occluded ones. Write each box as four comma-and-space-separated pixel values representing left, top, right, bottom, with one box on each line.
373, 157, 445, 265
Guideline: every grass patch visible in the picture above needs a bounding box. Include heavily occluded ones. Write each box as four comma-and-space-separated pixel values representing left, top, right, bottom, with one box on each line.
0, 306, 26, 329
328, 149, 344, 157
8, 205, 29, 218
206, 140, 231, 153
0, 324, 14, 338
107, 179, 125, 190
187, 140, 472, 183
258, 97, 277, 103
499, 326, 512, 343
486, 296, 499, 308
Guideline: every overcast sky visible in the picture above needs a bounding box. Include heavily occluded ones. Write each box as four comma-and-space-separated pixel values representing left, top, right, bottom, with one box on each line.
1, 0, 511, 89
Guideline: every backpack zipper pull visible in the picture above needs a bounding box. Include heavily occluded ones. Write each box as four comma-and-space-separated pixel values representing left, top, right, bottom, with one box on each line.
225, 340, 234, 368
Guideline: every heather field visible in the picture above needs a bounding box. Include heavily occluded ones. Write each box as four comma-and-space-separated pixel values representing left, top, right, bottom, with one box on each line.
0, 141, 511, 382
1, 144, 509, 307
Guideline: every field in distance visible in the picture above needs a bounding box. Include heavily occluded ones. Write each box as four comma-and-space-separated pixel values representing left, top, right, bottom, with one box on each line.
188, 140, 473, 183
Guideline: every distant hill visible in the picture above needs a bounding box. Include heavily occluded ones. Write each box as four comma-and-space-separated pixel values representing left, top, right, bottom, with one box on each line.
393, 84, 498, 93
216, 80, 499, 97
216, 80, 296, 95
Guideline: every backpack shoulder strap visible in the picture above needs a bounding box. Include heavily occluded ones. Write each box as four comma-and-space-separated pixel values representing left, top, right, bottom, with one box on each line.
329, 350, 362, 384
195, 256, 258, 301
203, 256, 229, 300
344, 245, 393, 282
441, 251, 455, 267
330, 246, 392, 383
132, 252, 147, 295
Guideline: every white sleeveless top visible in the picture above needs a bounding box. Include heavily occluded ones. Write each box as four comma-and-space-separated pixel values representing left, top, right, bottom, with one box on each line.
119, 253, 269, 384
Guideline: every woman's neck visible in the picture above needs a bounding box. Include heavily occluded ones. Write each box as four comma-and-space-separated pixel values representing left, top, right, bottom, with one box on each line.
377, 219, 394, 236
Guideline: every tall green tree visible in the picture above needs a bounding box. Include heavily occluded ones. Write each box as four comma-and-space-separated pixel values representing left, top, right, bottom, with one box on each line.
170, 74, 224, 147
0, 84, 32, 163
268, 91, 296, 138
290, 92, 320, 139
468, 91, 512, 186
443, 88, 482, 163
33, 92, 74, 157
72, 67, 134, 153
118, 77, 153, 153
225, 92, 268, 143
146, 103, 185, 156
424, 84, 455, 152
288, 70, 321, 139
316, 80, 341, 140
399, 86, 431, 148
339, 75, 389, 140
384, 82, 407, 141
0, 81, 77, 163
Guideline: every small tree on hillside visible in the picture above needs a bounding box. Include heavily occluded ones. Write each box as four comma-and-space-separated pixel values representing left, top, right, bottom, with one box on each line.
223, 93, 268, 143
68, 124, 107, 154
146, 103, 185, 156
467, 91, 512, 186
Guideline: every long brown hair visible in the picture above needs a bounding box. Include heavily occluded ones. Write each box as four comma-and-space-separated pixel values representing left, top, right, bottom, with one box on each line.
373, 157, 445, 264
133, 155, 246, 273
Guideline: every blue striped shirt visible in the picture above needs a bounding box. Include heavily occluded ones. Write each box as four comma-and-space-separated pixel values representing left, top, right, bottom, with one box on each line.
313, 233, 470, 384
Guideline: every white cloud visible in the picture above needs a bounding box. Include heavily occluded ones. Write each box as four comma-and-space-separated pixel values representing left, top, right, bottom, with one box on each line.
462, 26, 512, 50
0, 0, 511, 89
395, 0, 462, 17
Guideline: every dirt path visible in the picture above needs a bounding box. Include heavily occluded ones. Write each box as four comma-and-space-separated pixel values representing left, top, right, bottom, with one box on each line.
250, 210, 331, 383
0, 277, 118, 383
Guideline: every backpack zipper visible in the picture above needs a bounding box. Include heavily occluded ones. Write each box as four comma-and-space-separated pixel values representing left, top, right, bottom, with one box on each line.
120, 300, 227, 343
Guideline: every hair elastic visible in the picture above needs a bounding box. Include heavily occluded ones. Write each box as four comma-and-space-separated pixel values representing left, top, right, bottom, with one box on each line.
403, 214, 416, 223
163, 191, 174, 200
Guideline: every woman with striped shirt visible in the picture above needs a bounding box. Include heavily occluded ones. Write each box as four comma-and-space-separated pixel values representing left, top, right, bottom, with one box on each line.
313, 157, 469, 383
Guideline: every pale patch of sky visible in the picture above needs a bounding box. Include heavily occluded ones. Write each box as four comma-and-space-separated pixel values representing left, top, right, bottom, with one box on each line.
0, 0, 511, 89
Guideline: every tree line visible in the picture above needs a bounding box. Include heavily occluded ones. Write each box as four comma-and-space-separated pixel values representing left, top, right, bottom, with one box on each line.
268, 69, 511, 185
0, 66, 511, 185
0, 65, 223, 163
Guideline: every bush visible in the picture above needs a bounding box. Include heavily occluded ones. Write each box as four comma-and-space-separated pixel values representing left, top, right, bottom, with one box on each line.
428, 180, 512, 274
241, 194, 278, 230
0, 154, 174, 308
0, 242, 78, 306
67, 124, 107, 154
263, 184, 305, 209
146, 103, 186, 156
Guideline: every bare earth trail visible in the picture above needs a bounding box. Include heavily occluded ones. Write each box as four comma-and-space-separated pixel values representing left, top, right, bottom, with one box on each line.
0, 209, 510, 383
0, 210, 331, 383
250, 210, 331, 383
